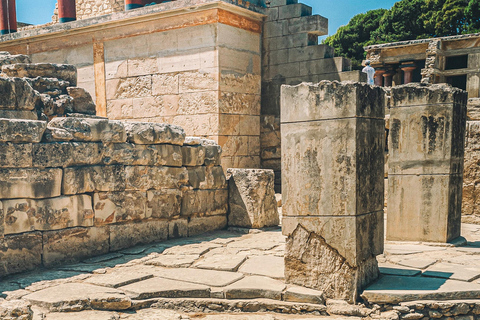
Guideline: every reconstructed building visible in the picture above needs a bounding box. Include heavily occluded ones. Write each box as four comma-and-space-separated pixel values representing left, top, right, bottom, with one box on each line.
0, 0, 361, 192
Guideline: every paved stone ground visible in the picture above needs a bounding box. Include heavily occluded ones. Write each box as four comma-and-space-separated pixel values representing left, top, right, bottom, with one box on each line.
2, 222, 480, 319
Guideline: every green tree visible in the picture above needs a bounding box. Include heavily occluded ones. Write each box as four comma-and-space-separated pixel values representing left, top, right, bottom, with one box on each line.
323, 9, 386, 69
425, 0, 469, 36
466, 0, 480, 32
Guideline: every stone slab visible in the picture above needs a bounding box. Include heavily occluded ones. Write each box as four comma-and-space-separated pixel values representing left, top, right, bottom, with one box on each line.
223, 275, 286, 300
194, 254, 247, 272
85, 269, 154, 288
0, 119, 46, 143
152, 267, 244, 287
163, 242, 221, 256
384, 244, 445, 256
283, 285, 324, 305
0, 168, 62, 199
378, 262, 422, 277
48, 117, 126, 143
423, 262, 480, 282
23, 283, 131, 311
145, 254, 200, 268
120, 277, 210, 300
238, 255, 284, 279
389, 256, 438, 269
361, 275, 480, 304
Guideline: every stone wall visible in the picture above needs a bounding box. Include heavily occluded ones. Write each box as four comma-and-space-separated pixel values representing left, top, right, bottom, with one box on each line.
261, 0, 365, 192
52, 0, 125, 23
0, 61, 228, 277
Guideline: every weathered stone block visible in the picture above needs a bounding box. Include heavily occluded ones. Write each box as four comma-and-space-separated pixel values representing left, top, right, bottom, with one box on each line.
390, 83, 468, 108
182, 145, 206, 166
146, 189, 182, 219
3, 195, 94, 235
0, 232, 42, 276
181, 189, 228, 217
67, 87, 96, 115
42, 227, 109, 267
63, 166, 125, 195
25, 76, 69, 94
0, 168, 62, 199
0, 77, 39, 111
0, 109, 37, 120
187, 166, 227, 190
48, 117, 126, 143
0, 119, 46, 143
387, 174, 463, 242
0, 143, 32, 168
169, 218, 188, 239
32, 142, 103, 168
282, 118, 384, 217
94, 191, 146, 225
2, 63, 77, 86
109, 220, 168, 252
188, 215, 227, 237
227, 169, 279, 228
0, 52, 31, 67
124, 166, 188, 190
124, 122, 185, 145
102, 143, 182, 167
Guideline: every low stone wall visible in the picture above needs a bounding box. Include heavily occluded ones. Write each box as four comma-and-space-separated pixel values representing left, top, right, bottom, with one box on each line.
0, 117, 227, 277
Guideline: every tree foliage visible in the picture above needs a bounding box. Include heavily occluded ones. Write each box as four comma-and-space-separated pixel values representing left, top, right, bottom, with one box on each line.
324, 0, 480, 69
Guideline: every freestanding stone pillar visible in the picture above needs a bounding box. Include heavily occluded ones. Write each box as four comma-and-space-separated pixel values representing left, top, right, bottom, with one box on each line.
387, 83, 467, 243
281, 81, 385, 302
125, 0, 144, 10
57, 0, 76, 23
400, 61, 416, 84
374, 69, 385, 86
0, 0, 16, 35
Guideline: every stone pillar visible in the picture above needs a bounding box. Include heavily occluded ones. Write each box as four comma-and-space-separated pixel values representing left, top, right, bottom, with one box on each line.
400, 62, 416, 84
387, 83, 468, 243
0, 0, 16, 35
374, 69, 385, 86
383, 69, 395, 87
281, 81, 385, 303
57, 0, 76, 23
125, 0, 144, 10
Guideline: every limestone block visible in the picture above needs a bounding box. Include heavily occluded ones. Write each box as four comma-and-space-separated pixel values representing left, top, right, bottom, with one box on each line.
48, 117, 127, 143
124, 122, 185, 145
0, 299, 33, 319
387, 174, 463, 242
124, 166, 188, 190
0, 168, 62, 199
152, 73, 179, 95
390, 83, 468, 108
107, 76, 151, 99
227, 169, 279, 228
146, 189, 182, 219
102, 143, 182, 167
182, 145, 205, 166
67, 87, 96, 115
3, 195, 94, 235
179, 71, 218, 93
0, 143, 32, 168
388, 102, 467, 175
25, 76, 70, 94
42, 226, 110, 267
0, 232, 42, 276
169, 218, 189, 239
94, 191, 146, 225
63, 165, 125, 195
0, 52, 31, 67
219, 92, 261, 115
109, 220, 168, 252
196, 138, 222, 166
181, 189, 228, 217
32, 142, 103, 168
188, 215, 227, 237
467, 98, 480, 120
0, 119, 46, 143
2, 63, 77, 86
187, 166, 227, 190
281, 118, 385, 217
0, 109, 37, 120
0, 77, 39, 111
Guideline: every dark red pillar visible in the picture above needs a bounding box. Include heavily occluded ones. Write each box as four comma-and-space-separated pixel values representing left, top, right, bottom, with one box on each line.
400, 61, 417, 84
374, 69, 385, 87
383, 70, 395, 87
125, 0, 144, 10
58, 0, 76, 23
0, 0, 16, 35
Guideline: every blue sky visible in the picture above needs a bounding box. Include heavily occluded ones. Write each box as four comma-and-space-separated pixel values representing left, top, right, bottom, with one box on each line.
16, 0, 399, 36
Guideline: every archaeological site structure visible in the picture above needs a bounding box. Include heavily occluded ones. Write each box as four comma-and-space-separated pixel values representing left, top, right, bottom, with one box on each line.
0, 0, 480, 319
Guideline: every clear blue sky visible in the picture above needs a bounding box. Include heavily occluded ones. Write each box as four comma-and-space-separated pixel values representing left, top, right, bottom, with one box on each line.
16, 0, 399, 36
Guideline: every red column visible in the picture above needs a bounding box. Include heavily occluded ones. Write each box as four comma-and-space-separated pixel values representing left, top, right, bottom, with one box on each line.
58, 0, 76, 23
125, 0, 144, 10
374, 69, 385, 87
400, 62, 417, 84
383, 70, 395, 87
0, 0, 16, 35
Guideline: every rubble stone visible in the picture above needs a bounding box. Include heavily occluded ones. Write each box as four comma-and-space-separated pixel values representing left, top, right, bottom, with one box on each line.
2, 63, 77, 86
67, 87, 96, 115
0, 77, 39, 111
227, 168, 279, 228
48, 117, 127, 143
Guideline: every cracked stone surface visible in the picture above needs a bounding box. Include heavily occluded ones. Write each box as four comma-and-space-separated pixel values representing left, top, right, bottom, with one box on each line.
2, 223, 480, 318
